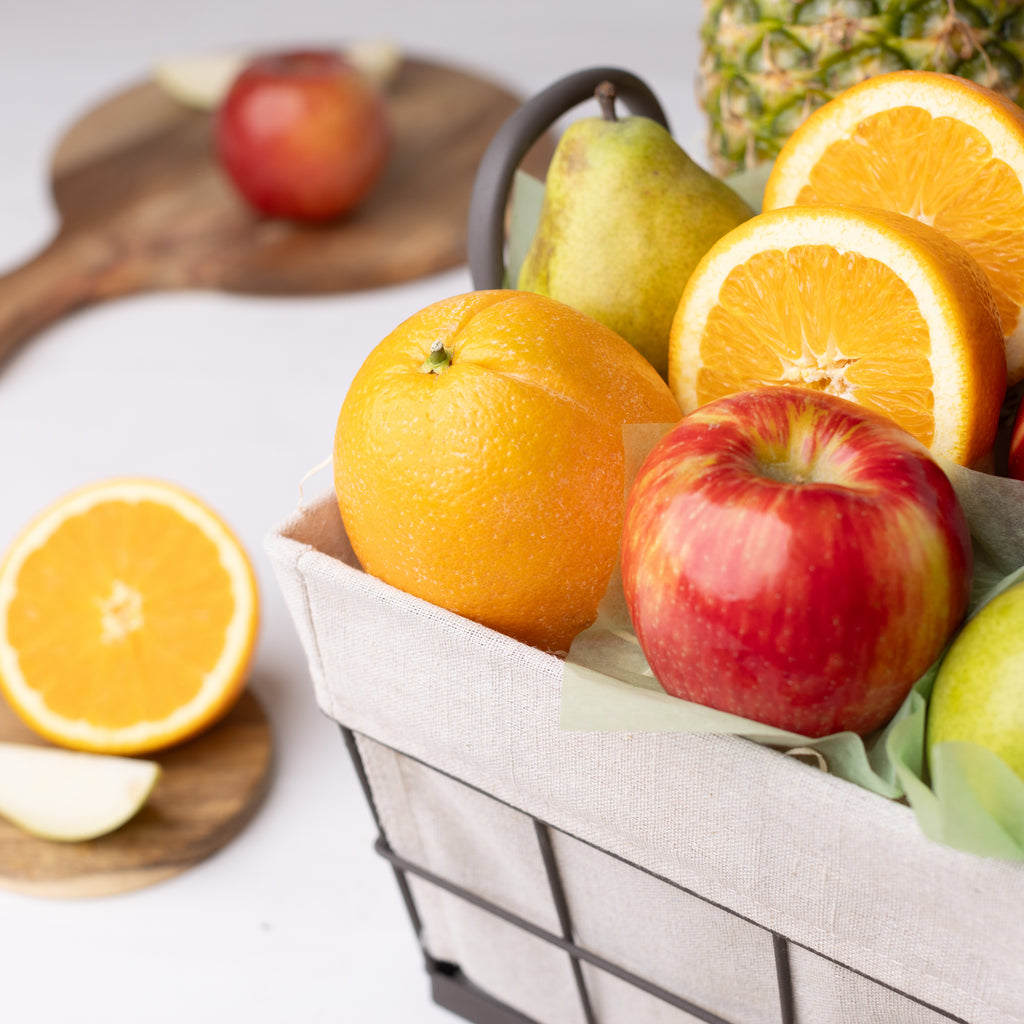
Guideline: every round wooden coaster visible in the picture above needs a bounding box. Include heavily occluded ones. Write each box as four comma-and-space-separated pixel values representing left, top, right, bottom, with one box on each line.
0, 690, 272, 898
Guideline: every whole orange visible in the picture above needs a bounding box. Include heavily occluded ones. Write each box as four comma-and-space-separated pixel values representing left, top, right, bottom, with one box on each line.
334, 290, 681, 653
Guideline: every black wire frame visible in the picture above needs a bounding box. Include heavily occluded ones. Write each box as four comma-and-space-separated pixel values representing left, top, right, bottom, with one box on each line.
339, 726, 969, 1024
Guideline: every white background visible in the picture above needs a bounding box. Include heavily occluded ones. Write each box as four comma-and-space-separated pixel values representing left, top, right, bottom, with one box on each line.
0, 3, 704, 1021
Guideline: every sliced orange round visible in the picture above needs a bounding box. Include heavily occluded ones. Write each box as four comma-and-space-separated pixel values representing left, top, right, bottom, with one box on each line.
0, 478, 259, 754
668, 204, 1006, 467
762, 70, 1024, 384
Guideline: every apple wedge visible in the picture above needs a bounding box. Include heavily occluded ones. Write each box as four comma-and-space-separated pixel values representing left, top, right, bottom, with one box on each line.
0, 742, 160, 842
153, 52, 246, 111
153, 39, 401, 111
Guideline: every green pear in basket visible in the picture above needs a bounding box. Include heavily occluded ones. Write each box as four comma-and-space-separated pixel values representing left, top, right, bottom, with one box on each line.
928, 579, 1024, 784
517, 81, 752, 380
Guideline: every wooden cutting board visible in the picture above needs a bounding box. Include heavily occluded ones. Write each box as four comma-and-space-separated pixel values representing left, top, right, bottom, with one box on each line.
0, 57, 552, 368
0, 690, 272, 898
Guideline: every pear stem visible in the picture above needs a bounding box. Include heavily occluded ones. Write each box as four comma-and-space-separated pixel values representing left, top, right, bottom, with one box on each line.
595, 81, 618, 122
419, 338, 453, 374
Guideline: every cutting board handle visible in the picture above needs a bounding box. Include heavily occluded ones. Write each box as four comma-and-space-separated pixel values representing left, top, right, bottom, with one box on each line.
0, 229, 139, 369
466, 66, 669, 291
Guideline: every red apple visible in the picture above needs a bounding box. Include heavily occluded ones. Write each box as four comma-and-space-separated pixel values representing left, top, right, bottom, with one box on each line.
1008, 397, 1024, 481
215, 50, 391, 222
620, 387, 972, 738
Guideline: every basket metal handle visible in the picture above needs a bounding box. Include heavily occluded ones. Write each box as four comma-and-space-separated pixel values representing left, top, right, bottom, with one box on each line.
466, 67, 670, 291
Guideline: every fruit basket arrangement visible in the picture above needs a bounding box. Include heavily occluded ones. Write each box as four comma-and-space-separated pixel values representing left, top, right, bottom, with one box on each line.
268, 44, 1024, 1024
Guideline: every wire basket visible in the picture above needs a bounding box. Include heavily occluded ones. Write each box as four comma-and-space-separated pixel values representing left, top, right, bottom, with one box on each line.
266, 487, 1024, 1024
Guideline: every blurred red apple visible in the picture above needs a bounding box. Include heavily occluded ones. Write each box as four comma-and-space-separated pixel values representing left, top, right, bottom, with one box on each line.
620, 387, 972, 738
216, 49, 392, 222
1008, 397, 1024, 480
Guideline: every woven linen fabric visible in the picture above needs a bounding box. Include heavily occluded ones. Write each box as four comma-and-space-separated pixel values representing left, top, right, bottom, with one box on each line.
266, 491, 1024, 1024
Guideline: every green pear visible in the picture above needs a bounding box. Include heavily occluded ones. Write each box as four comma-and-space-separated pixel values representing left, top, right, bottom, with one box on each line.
927, 580, 1024, 782
517, 83, 753, 379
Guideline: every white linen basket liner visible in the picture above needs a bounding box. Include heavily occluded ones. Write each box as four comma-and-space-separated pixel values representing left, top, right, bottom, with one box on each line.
266, 490, 1024, 1024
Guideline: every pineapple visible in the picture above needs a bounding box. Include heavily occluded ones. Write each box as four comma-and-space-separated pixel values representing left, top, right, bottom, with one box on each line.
700, 0, 1024, 175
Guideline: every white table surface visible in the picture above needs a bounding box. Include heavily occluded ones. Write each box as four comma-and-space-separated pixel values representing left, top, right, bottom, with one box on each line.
0, 3, 705, 1021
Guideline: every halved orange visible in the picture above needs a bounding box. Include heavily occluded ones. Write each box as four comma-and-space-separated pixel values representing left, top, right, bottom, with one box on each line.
0, 478, 259, 754
763, 70, 1024, 384
668, 204, 1006, 467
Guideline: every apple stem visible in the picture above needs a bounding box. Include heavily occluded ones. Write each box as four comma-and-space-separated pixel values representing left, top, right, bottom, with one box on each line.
595, 81, 618, 122
419, 338, 453, 375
